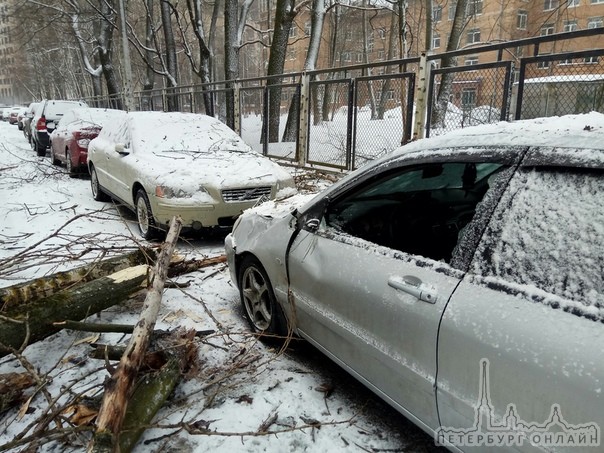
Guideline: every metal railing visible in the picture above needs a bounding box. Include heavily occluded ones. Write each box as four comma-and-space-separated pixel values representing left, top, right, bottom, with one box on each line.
81, 28, 604, 171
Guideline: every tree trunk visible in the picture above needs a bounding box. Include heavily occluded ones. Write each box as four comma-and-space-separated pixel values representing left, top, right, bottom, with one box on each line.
282, 0, 326, 142
431, 0, 469, 128
89, 217, 182, 453
263, 0, 297, 144
160, 0, 179, 112
142, 0, 155, 110
0, 265, 149, 358
97, 0, 123, 110
0, 248, 155, 311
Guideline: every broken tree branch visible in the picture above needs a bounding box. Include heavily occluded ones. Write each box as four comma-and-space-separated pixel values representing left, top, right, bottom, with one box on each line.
89, 216, 183, 453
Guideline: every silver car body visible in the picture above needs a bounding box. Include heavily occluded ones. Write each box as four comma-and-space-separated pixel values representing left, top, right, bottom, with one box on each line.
88, 111, 296, 231
226, 112, 604, 452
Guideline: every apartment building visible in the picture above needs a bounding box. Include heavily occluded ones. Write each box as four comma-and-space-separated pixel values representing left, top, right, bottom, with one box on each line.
0, 0, 16, 104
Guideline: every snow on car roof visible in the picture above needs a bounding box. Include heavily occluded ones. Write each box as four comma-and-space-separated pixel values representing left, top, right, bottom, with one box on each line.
128, 111, 253, 154
399, 111, 604, 156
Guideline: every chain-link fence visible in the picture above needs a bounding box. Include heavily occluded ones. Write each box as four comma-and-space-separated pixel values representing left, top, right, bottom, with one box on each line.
514, 49, 604, 120
426, 62, 512, 137
80, 30, 604, 171
353, 73, 415, 169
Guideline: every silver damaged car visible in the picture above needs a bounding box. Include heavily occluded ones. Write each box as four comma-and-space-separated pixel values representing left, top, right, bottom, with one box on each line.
225, 112, 604, 453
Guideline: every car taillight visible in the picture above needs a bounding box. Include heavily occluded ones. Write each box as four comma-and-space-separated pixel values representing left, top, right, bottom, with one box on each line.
36, 116, 46, 130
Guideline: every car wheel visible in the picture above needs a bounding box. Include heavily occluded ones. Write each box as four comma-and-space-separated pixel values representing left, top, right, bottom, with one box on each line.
135, 189, 158, 240
238, 256, 288, 338
90, 164, 109, 202
50, 147, 60, 166
66, 151, 77, 177
36, 142, 46, 157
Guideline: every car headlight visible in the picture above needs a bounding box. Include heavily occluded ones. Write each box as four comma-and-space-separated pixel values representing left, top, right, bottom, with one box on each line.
155, 185, 208, 199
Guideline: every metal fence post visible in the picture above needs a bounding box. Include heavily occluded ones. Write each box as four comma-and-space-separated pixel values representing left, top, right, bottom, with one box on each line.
233, 82, 241, 135
297, 73, 310, 167
413, 53, 429, 141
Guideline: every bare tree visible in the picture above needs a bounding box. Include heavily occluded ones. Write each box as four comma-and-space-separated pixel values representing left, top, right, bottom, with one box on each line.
431, 0, 469, 127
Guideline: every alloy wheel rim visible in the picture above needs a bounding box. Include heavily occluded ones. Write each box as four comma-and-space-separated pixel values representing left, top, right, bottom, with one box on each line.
137, 198, 150, 235
241, 266, 271, 330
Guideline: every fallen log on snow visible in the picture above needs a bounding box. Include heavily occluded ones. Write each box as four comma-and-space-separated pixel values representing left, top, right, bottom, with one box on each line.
89, 216, 183, 453
0, 265, 149, 358
0, 248, 156, 311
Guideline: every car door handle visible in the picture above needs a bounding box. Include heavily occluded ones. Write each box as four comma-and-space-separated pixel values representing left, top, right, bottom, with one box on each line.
388, 275, 438, 304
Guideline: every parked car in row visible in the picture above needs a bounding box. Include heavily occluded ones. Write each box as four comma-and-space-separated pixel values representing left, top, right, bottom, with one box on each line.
50, 107, 125, 177
226, 112, 604, 453
31, 99, 89, 156
22, 102, 40, 143
88, 111, 297, 239
8, 106, 25, 125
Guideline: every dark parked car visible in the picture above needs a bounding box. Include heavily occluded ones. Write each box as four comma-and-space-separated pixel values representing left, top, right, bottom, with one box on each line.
226, 112, 604, 453
49, 107, 125, 176
31, 99, 89, 156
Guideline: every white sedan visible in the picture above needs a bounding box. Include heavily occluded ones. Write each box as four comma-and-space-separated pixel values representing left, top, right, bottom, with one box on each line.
88, 111, 296, 238
226, 112, 604, 452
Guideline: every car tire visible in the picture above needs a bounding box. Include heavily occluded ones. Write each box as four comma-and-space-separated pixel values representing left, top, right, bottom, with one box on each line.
36, 142, 46, 157
238, 255, 288, 338
50, 147, 60, 166
135, 189, 158, 240
66, 151, 77, 177
90, 164, 109, 202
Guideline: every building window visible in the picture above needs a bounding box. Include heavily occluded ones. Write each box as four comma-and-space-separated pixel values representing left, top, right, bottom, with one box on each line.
466, 28, 481, 44
543, 0, 559, 10
343, 51, 351, 62
537, 55, 551, 68
467, 0, 483, 16
559, 58, 574, 65
378, 50, 385, 60
448, 1, 457, 20
588, 17, 603, 29
564, 20, 578, 32
461, 88, 477, 109
346, 30, 353, 40
378, 28, 386, 39
356, 52, 363, 63
541, 24, 555, 35
591, 0, 604, 4
304, 21, 311, 36
517, 11, 528, 29
433, 3, 443, 22
585, 56, 599, 64
569, 0, 580, 6
289, 27, 297, 39
465, 56, 479, 66
432, 32, 441, 48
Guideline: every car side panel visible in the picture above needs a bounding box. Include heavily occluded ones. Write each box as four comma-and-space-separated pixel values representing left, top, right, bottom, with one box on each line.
437, 282, 604, 453
288, 230, 462, 430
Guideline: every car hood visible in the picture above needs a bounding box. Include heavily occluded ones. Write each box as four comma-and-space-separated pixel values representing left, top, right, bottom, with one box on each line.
135, 148, 295, 191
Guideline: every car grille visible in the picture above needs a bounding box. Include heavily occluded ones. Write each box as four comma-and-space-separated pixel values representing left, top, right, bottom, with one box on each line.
222, 186, 272, 202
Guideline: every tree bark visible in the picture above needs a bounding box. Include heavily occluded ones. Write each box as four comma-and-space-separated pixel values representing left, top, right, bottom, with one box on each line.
89, 216, 183, 453
160, 0, 179, 111
0, 265, 149, 358
0, 248, 155, 311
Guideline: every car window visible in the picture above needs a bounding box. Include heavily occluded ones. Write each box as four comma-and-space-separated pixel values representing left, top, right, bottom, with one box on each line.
471, 166, 604, 314
323, 162, 506, 263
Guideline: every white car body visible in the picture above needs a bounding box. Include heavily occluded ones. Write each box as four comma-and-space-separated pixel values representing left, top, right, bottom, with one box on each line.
88, 111, 296, 237
226, 112, 604, 453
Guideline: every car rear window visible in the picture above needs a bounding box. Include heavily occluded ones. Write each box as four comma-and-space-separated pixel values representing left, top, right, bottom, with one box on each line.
44, 101, 87, 119
472, 166, 604, 318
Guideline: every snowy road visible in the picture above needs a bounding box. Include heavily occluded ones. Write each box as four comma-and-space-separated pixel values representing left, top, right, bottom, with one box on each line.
0, 120, 443, 452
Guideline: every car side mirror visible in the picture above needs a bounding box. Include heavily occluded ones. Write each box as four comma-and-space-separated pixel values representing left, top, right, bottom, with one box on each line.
115, 143, 129, 156
46, 122, 56, 132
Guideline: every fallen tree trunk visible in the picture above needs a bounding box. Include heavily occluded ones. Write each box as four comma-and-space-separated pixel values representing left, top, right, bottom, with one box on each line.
89, 216, 183, 453
0, 248, 156, 311
0, 265, 149, 358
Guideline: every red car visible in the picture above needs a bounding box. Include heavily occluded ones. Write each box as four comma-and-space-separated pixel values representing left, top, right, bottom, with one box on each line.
49, 107, 125, 176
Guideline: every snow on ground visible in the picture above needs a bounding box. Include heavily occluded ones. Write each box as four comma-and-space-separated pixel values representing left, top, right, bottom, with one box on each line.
0, 121, 442, 452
